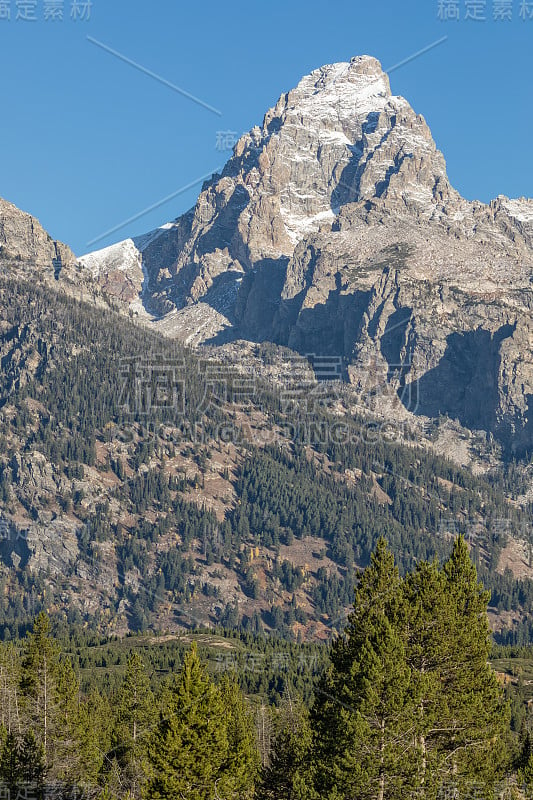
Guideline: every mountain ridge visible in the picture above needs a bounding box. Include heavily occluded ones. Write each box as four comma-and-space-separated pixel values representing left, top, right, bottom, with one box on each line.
74, 55, 533, 454
3, 55, 533, 454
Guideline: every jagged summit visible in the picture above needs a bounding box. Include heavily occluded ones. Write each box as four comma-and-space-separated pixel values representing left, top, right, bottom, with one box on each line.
220, 53, 451, 247
283, 55, 393, 115
77, 52, 532, 305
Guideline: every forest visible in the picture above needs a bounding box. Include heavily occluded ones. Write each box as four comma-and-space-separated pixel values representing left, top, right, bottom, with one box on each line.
1, 537, 533, 800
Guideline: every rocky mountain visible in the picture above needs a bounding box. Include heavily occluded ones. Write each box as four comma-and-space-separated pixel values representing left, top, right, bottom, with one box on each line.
2, 59, 533, 637
78, 56, 533, 455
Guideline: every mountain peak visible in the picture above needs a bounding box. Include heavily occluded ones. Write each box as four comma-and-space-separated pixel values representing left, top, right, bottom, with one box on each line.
293, 55, 391, 105
263, 55, 398, 143
13, 54, 530, 454
80, 54, 457, 325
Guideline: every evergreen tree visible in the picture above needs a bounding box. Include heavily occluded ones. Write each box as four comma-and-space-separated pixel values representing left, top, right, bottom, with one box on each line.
518, 731, 533, 799
403, 549, 511, 797
259, 690, 315, 800
145, 643, 229, 800
219, 675, 260, 798
20, 613, 88, 785
112, 653, 154, 800
77, 688, 113, 788
311, 538, 417, 800
20, 613, 60, 770
54, 655, 83, 783
403, 558, 452, 797
0, 642, 21, 736
309, 537, 511, 799
0, 730, 46, 797
435, 536, 511, 794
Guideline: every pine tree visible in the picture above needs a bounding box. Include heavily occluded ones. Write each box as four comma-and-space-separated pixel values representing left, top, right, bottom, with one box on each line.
0, 642, 22, 735
20, 613, 88, 786
402, 550, 511, 797
259, 690, 315, 800
76, 688, 113, 788
219, 675, 260, 798
309, 537, 511, 799
435, 536, 511, 794
518, 731, 533, 799
403, 558, 451, 797
0, 730, 46, 797
311, 538, 417, 800
145, 643, 229, 800
54, 655, 82, 783
20, 612, 60, 770
111, 652, 154, 799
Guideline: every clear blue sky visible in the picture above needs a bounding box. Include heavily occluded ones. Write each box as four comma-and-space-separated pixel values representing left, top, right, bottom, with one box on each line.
0, 0, 531, 255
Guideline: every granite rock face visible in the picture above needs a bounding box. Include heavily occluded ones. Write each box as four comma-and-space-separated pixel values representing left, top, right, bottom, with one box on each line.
0, 198, 76, 280
60, 57, 533, 451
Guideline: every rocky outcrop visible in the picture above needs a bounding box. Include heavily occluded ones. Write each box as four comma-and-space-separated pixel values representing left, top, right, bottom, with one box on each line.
0, 198, 76, 280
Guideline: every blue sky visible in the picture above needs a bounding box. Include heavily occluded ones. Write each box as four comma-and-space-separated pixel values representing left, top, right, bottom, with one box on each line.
0, 0, 532, 255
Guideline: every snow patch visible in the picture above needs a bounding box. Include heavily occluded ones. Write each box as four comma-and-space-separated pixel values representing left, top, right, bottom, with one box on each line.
500, 198, 533, 225
78, 239, 142, 278
281, 208, 336, 245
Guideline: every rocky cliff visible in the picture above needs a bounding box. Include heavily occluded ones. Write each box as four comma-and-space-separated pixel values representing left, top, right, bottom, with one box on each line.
0, 197, 76, 279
